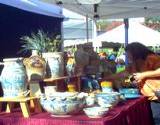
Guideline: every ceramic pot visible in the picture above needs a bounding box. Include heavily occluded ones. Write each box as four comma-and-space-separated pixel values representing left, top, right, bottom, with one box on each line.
42, 52, 64, 78
0, 58, 27, 97
23, 50, 46, 81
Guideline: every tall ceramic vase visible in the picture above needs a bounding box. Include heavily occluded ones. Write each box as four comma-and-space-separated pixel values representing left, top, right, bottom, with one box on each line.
0, 58, 27, 97
42, 52, 64, 78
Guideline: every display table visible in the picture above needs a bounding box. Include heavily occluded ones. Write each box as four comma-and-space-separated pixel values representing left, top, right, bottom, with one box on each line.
0, 96, 153, 125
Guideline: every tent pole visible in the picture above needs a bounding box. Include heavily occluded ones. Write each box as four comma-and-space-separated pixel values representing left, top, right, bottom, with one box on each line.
124, 18, 129, 65
92, 19, 97, 51
61, 9, 64, 51
61, 21, 64, 51
86, 15, 89, 43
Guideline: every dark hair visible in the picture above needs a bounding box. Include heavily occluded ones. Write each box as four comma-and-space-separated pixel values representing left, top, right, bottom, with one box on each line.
125, 42, 154, 60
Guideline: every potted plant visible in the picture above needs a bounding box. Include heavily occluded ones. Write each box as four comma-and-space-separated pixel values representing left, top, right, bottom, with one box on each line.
20, 30, 64, 79
20, 30, 61, 54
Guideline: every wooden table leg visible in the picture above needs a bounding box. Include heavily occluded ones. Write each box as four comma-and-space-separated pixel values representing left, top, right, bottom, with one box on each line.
0, 102, 2, 112
20, 102, 30, 118
30, 100, 35, 109
77, 76, 81, 92
6, 102, 14, 113
32, 98, 42, 112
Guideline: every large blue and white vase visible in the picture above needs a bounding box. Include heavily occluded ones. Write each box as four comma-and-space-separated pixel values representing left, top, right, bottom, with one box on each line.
0, 58, 27, 97
42, 52, 64, 78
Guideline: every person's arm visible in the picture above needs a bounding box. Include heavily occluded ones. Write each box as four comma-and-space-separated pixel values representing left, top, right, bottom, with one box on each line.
134, 68, 160, 83
102, 70, 129, 81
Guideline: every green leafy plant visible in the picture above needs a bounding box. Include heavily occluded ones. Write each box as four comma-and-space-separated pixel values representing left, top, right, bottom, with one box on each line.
45, 35, 61, 52
19, 30, 61, 53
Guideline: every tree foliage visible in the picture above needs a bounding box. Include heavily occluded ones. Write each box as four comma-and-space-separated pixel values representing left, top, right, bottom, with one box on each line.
145, 17, 160, 24
145, 17, 160, 32
96, 20, 111, 31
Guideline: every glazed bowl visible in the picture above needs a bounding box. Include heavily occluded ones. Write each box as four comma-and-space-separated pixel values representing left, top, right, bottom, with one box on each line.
119, 88, 140, 98
83, 106, 109, 118
40, 92, 85, 116
96, 92, 120, 107
119, 88, 139, 95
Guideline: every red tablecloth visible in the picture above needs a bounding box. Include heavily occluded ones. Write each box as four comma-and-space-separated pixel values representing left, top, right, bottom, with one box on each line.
0, 96, 153, 125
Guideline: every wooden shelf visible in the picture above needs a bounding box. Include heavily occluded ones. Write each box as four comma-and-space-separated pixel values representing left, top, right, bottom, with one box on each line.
43, 75, 81, 82
41, 75, 81, 92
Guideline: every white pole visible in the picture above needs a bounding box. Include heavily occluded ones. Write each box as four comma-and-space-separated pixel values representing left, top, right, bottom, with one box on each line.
86, 15, 89, 43
92, 19, 97, 51
92, 20, 97, 39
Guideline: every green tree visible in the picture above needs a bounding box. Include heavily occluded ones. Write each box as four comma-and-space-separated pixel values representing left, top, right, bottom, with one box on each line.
145, 17, 160, 24
96, 20, 111, 31
145, 17, 160, 32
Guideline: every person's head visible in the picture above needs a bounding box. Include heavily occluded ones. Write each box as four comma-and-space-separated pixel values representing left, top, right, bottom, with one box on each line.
125, 42, 154, 63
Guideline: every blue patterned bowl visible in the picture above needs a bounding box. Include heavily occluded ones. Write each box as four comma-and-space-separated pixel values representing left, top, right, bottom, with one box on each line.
40, 93, 85, 116
119, 88, 140, 99
96, 92, 120, 107
119, 88, 139, 95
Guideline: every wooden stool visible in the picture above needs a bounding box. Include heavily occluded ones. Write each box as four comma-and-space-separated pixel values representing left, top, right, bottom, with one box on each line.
0, 96, 42, 118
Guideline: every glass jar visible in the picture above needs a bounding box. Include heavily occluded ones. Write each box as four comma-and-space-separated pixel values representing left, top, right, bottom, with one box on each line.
67, 83, 76, 92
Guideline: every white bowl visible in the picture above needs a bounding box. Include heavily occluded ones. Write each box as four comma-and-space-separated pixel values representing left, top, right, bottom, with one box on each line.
83, 106, 109, 118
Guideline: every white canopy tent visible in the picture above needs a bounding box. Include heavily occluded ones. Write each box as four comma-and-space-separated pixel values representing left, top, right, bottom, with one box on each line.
41, 0, 160, 46
40, 0, 160, 63
94, 22, 160, 46
41, 0, 160, 19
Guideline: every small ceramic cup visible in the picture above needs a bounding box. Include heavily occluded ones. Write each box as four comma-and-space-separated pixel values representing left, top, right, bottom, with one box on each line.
44, 86, 57, 95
